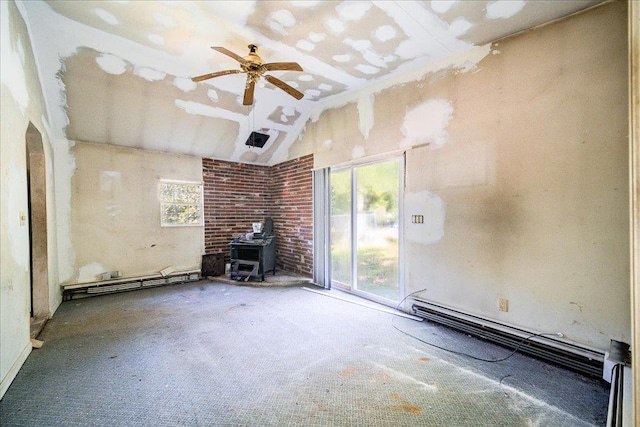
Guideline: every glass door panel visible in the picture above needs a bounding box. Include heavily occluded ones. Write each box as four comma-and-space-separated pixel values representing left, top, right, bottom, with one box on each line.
329, 159, 401, 303
354, 161, 399, 301
330, 169, 352, 288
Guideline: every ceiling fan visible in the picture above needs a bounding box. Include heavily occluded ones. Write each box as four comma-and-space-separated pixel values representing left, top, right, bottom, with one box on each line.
191, 44, 304, 105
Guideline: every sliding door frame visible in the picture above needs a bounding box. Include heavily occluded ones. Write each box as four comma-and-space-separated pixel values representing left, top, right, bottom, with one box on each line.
325, 155, 405, 307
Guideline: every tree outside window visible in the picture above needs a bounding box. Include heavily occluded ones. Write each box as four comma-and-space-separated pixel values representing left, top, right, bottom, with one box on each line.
160, 181, 203, 226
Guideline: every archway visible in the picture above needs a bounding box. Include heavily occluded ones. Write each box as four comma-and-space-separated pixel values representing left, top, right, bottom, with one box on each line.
26, 122, 49, 327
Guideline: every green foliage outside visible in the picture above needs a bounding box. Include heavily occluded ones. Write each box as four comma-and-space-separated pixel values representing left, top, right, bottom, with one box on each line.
331, 163, 398, 221
161, 183, 202, 225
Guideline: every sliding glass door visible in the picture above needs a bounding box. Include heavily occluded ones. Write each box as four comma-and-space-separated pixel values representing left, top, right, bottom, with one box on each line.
330, 158, 401, 303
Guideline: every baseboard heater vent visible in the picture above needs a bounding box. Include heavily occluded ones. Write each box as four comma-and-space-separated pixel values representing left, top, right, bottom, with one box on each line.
63, 270, 200, 300
411, 298, 604, 377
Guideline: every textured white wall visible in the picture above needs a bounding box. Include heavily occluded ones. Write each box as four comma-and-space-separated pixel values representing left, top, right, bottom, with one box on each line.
69, 142, 204, 283
0, 0, 60, 398
299, 2, 629, 351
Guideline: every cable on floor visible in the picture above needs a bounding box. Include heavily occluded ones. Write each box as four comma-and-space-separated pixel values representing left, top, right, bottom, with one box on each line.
392, 289, 560, 363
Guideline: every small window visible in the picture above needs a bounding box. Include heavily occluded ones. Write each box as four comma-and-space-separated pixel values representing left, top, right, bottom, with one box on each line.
159, 180, 203, 226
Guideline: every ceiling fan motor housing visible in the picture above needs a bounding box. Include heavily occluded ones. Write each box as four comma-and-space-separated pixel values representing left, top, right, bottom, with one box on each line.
191, 44, 304, 105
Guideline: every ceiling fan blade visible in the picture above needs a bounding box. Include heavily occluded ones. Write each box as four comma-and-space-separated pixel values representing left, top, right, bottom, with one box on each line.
243, 77, 255, 106
265, 75, 304, 100
264, 62, 303, 72
211, 46, 247, 64
191, 69, 242, 82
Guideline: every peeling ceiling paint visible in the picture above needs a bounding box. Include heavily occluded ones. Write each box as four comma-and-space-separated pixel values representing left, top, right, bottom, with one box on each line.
18, 0, 603, 165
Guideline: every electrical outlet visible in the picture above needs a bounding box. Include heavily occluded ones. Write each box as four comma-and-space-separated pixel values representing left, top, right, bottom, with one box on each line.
498, 298, 509, 312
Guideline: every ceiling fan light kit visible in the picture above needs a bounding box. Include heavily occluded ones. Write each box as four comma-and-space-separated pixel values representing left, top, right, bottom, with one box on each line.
192, 44, 304, 106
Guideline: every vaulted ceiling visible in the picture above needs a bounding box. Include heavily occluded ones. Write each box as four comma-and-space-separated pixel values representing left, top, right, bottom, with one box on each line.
20, 0, 603, 165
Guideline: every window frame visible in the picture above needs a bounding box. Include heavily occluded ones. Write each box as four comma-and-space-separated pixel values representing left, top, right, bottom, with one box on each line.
159, 179, 204, 227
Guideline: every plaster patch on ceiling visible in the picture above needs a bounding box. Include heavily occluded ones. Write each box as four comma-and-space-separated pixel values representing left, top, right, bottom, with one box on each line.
1, 1, 29, 113
405, 191, 446, 244
355, 64, 380, 75
201, 1, 256, 26
285, 80, 299, 88
449, 18, 473, 36
345, 38, 371, 51
308, 32, 326, 43
298, 75, 314, 82
270, 104, 300, 125
304, 89, 322, 98
383, 54, 397, 63
318, 83, 333, 91
375, 1, 472, 60
400, 99, 453, 148
333, 54, 351, 63
174, 77, 196, 92
336, 1, 372, 21
268, 9, 297, 35
92, 8, 119, 26
374, 25, 396, 42
352, 145, 365, 159
291, 1, 321, 8
153, 12, 177, 28
324, 18, 345, 35
135, 66, 166, 81
96, 53, 127, 75
357, 94, 375, 140
430, 1, 458, 14
147, 34, 165, 45
175, 99, 244, 122
323, 139, 333, 149
344, 38, 388, 69
486, 1, 526, 19
282, 106, 296, 116
207, 89, 219, 102
296, 39, 315, 52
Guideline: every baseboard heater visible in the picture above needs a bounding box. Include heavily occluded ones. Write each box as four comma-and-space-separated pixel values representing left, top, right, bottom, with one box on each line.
62, 270, 200, 300
410, 298, 604, 377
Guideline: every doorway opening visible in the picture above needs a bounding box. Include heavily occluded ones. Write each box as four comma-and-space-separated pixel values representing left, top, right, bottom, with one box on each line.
329, 157, 402, 305
26, 123, 49, 336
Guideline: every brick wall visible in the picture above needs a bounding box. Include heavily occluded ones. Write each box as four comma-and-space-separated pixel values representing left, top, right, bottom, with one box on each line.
270, 154, 314, 277
202, 154, 313, 277
202, 158, 271, 259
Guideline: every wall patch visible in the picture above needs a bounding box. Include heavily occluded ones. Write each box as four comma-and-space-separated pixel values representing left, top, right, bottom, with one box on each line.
401, 99, 453, 148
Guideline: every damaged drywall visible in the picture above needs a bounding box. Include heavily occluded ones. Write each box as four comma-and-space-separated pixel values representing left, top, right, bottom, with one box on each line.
298, 2, 629, 351
70, 142, 204, 283
18, 0, 569, 167
1, 0, 61, 400
405, 191, 446, 244
0, 1, 28, 114
358, 94, 375, 140
400, 99, 453, 148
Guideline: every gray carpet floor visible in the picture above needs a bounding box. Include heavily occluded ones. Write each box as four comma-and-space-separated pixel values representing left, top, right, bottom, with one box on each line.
0, 280, 609, 426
